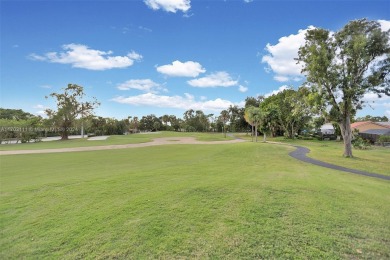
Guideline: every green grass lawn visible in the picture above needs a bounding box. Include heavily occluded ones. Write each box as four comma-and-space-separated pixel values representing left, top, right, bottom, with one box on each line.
0, 131, 233, 151
1, 141, 389, 258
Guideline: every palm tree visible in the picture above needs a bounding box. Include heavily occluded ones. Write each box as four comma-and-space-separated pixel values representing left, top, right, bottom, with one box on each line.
219, 110, 230, 138
245, 106, 264, 142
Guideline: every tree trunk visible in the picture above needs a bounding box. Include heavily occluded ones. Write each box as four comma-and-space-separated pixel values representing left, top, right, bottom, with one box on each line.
61, 131, 69, 140
263, 132, 266, 142
291, 123, 294, 139
255, 125, 258, 142
339, 116, 353, 157
251, 124, 254, 142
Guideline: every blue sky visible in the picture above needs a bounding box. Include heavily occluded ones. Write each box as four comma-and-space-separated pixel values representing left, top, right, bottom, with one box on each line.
1, 0, 389, 119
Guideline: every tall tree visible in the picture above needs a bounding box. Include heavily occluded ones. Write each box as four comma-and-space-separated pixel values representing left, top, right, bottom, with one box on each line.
245, 106, 265, 142
219, 110, 230, 138
244, 108, 255, 141
45, 84, 99, 140
139, 114, 161, 132
261, 88, 311, 139
228, 105, 239, 132
245, 96, 263, 108
297, 19, 390, 157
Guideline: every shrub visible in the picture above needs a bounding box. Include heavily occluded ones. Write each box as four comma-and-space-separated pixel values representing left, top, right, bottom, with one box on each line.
378, 135, 390, 143
352, 135, 371, 150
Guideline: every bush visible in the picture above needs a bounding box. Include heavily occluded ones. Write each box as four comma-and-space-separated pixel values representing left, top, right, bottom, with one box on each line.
352, 135, 371, 150
378, 135, 390, 143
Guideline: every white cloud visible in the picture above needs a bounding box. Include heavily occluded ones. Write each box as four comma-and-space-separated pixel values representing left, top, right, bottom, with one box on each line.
386, 110, 390, 118
112, 93, 235, 112
29, 53, 46, 61
378, 20, 390, 31
187, 71, 238, 88
29, 44, 142, 70
33, 104, 49, 117
138, 26, 152, 32
264, 85, 290, 98
273, 75, 289, 82
117, 79, 166, 93
262, 26, 315, 82
33, 104, 47, 109
238, 85, 248, 93
127, 51, 143, 60
36, 111, 47, 116
362, 91, 390, 103
144, 0, 191, 13
156, 60, 206, 77
361, 91, 390, 114
39, 85, 52, 89
243, 0, 253, 3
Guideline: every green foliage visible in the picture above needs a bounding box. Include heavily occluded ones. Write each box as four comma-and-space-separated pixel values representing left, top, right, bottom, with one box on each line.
378, 135, 390, 143
260, 87, 312, 139
218, 110, 230, 137
139, 114, 162, 132
245, 106, 266, 142
0, 108, 36, 120
182, 109, 210, 132
352, 135, 371, 150
355, 115, 389, 122
0, 117, 43, 144
297, 18, 390, 157
45, 84, 99, 140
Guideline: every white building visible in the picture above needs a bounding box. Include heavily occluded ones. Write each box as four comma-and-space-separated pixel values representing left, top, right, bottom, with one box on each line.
320, 123, 335, 135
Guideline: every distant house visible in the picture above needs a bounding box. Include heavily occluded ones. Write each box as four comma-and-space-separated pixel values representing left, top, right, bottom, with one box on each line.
318, 123, 337, 140
351, 121, 390, 143
351, 121, 389, 132
319, 123, 335, 135
360, 129, 390, 143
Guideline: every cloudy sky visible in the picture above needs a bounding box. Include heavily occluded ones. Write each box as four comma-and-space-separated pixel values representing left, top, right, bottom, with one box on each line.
1, 0, 389, 119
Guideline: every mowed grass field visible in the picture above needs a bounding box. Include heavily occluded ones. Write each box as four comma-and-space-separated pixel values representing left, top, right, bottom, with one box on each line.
1, 135, 390, 258
0, 132, 234, 151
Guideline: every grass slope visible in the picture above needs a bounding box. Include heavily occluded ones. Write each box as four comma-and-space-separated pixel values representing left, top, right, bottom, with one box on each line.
1, 142, 389, 258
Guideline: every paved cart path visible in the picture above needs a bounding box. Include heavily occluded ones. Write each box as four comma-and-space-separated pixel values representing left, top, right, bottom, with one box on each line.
288, 145, 390, 181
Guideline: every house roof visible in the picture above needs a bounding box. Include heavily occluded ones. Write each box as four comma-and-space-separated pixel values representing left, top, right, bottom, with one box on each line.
351, 121, 390, 129
361, 129, 390, 135
377, 122, 390, 128
351, 121, 371, 128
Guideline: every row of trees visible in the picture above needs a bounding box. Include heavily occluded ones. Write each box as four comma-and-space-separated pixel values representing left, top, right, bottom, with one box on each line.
0, 83, 382, 143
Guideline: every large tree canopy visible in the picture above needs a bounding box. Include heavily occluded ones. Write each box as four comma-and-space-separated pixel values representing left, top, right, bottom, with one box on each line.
260, 88, 312, 139
45, 84, 99, 140
297, 19, 390, 157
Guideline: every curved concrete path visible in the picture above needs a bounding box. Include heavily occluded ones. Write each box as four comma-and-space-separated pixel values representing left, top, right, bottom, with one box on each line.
289, 145, 390, 181
0, 137, 245, 155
